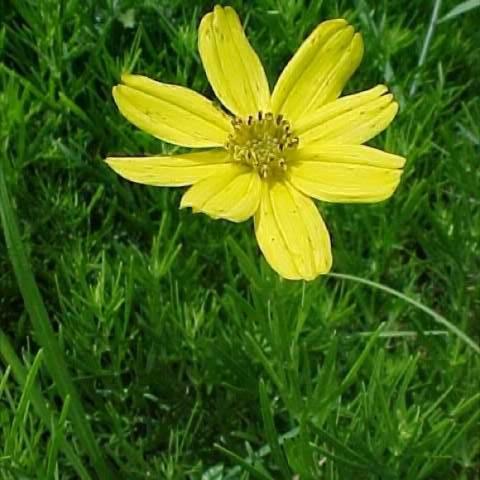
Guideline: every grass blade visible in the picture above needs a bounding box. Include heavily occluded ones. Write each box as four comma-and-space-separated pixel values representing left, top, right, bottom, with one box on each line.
327, 272, 480, 354
339, 323, 384, 392
0, 168, 113, 478
214, 444, 274, 480
409, 0, 443, 95
0, 330, 91, 480
438, 0, 480, 22
5, 349, 44, 455
258, 380, 291, 478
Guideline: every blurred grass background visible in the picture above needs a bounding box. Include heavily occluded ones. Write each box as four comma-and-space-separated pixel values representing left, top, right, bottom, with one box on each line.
0, 0, 479, 478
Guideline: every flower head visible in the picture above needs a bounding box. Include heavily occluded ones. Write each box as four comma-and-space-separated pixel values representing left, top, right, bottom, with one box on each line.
106, 6, 405, 281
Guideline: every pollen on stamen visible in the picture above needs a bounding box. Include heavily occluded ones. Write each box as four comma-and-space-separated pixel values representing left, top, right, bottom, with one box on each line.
225, 111, 299, 179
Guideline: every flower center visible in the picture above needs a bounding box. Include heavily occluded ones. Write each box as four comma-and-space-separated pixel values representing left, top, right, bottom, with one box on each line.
225, 111, 299, 178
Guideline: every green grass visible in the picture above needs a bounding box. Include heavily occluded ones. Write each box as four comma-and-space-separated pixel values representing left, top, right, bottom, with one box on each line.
1, 0, 479, 478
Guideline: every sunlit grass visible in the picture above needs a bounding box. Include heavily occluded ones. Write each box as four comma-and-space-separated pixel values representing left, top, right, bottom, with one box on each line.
1, 1, 479, 478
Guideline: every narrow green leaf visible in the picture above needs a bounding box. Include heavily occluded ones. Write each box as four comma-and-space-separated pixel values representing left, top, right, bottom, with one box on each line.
46, 394, 71, 478
227, 236, 264, 290
438, 0, 480, 22
5, 349, 44, 455
0, 167, 112, 478
339, 323, 383, 392
328, 273, 480, 354
0, 364, 12, 399
245, 333, 284, 394
0, 330, 91, 480
258, 380, 291, 478
313, 428, 390, 477
214, 444, 274, 480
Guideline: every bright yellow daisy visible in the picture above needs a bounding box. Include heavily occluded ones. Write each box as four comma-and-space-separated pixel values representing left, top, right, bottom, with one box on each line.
106, 5, 405, 281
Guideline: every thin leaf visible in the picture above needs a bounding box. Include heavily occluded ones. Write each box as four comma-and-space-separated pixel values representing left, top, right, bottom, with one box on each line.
0, 330, 91, 480
0, 167, 113, 478
214, 444, 274, 480
438, 0, 480, 22
258, 380, 291, 478
328, 273, 480, 354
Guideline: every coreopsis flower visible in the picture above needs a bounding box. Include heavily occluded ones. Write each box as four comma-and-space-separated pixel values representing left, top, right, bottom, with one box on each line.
106, 6, 405, 280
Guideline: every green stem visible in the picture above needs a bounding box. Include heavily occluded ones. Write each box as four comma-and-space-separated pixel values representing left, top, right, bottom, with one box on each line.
328, 272, 479, 354
0, 167, 113, 478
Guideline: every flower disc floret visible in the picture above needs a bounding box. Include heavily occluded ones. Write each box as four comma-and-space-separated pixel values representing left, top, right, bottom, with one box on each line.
226, 112, 299, 178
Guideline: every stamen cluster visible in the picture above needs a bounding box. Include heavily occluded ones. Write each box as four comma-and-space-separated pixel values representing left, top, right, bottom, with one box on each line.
226, 112, 299, 178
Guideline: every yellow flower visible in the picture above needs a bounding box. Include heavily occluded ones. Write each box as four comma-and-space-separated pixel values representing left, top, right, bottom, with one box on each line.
106, 5, 405, 281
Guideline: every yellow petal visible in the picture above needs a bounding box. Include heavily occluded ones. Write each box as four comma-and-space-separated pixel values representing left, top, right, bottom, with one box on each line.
291, 144, 406, 168
254, 181, 332, 280
288, 146, 405, 203
113, 74, 232, 148
198, 6, 270, 117
271, 19, 363, 122
295, 86, 398, 146
105, 149, 232, 187
180, 163, 261, 222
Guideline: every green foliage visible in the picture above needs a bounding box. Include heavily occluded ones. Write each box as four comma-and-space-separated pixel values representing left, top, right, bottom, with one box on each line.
0, 0, 479, 479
